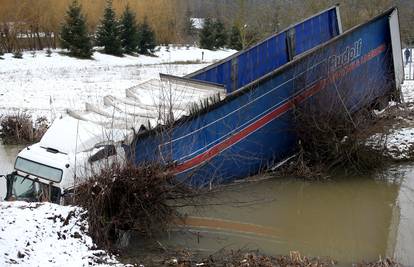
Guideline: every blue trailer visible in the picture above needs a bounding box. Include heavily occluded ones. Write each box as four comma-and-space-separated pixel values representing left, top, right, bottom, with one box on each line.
124, 7, 403, 187
187, 6, 342, 93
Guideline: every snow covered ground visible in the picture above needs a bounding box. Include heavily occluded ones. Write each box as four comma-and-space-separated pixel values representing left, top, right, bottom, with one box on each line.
360, 56, 414, 159
0, 47, 235, 120
0, 201, 124, 266
367, 80, 414, 159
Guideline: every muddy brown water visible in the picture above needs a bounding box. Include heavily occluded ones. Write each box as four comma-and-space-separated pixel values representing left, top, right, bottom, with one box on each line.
0, 144, 413, 266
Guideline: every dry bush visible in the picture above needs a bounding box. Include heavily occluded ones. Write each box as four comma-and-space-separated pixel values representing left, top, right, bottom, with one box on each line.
204, 250, 336, 267
137, 250, 336, 267
295, 107, 386, 174
275, 85, 391, 179
74, 162, 196, 249
355, 257, 400, 267
0, 112, 48, 144
137, 250, 399, 267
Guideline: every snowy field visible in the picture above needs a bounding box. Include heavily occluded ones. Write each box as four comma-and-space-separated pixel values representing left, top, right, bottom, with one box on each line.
0, 201, 124, 266
0, 47, 235, 120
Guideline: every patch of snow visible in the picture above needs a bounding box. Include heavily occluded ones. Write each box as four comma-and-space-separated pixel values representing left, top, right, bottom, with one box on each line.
0, 47, 233, 72
368, 127, 414, 160
191, 18, 205, 30
365, 78, 414, 159
402, 80, 414, 104
0, 201, 125, 267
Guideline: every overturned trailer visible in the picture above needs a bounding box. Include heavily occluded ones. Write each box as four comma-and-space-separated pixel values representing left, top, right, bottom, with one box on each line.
124, 7, 403, 187
3, 6, 403, 203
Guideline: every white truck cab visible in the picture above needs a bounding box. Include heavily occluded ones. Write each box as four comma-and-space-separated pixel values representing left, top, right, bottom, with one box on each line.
4, 115, 128, 204
2, 75, 224, 203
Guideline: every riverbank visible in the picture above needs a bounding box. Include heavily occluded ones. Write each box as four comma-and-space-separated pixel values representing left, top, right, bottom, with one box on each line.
0, 200, 403, 266
0, 201, 124, 266
366, 81, 414, 160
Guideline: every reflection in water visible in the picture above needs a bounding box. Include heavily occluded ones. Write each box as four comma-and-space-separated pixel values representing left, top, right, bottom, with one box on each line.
0, 143, 23, 199
166, 175, 401, 265
0, 144, 413, 265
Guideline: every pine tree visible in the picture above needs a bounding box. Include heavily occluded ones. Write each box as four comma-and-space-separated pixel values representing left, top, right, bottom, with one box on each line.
138, 18, 156, 55
96, 0, 123, 56
228, 25, 243, 50
213, 19, 228, 49
120, 5, 139, 54
60, 0, 92, 59
199, 18, 215, 50
184, 8, 195, 37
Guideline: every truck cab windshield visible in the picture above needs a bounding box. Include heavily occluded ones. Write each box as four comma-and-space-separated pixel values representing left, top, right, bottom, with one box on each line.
15, 157, 63, 183
6, 174, 61, 203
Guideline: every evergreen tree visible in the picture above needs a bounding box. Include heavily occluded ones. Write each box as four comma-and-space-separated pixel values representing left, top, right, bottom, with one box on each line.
96, 0, 122, 56
199, 18, 215, 50
60, 0, 92, 59
138, 18, 156, 55
120, 5, 139, 54
184, 8, 195, 37
213, 19, 227, 49
199, 18, 228, 50
228, 25, 243, 50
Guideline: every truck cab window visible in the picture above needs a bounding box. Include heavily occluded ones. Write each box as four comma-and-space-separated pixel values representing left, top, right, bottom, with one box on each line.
7, 174, 61, 203
15, 157, 63, 183
88, 145, 116, 163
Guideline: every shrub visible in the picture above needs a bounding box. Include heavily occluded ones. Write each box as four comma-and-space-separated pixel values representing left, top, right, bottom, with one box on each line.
75, 162, 195, 248
0, 112, 48, 145
275, 90, 390, 179
228, 25, 243, 50
12, 50, 22, 59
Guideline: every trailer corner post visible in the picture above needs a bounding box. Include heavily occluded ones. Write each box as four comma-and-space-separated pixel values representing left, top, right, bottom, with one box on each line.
389, 8, 404, 101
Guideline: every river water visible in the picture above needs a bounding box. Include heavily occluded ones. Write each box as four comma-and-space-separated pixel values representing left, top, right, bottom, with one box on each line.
0, 144, 413, 266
